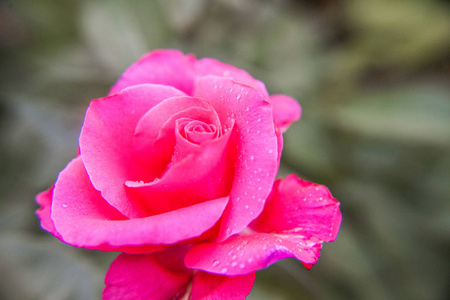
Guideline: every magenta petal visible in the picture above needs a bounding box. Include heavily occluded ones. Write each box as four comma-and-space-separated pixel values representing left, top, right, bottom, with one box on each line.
191, 272, 255, 300
52, 157, 230, 249
35, 186, 61, 239
110, 49, 196, 95
194, 76, 278, 241
251, 174, 342, 242
126, 125, 234, 216
195, 58, 269, 98
185, 233, 322, 276
103, 253, 191, 300
80, 84, 186, 218
270, 94, 301, 133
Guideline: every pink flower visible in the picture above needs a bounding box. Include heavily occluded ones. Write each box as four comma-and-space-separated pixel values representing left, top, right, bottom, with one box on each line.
36, 49, 341, 299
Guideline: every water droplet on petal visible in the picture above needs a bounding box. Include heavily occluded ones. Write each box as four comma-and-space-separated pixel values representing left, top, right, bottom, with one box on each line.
221, 267, 228, 273
239, 263, 246, 269
246, 107, 250, 112
62, 204, 67, 208
231, 261, 237, 267
250, 155, 254, 160
226, 228, 232, 235
212, 260, 220, 267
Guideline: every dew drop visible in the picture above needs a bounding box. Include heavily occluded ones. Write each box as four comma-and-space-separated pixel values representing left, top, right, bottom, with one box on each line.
239, 263, 246, 269
221, 267, 228, 273
231, 261, 237, 267
212, 260, 220, 267
231, 254, 237, 260
258, 186, 262, 191
236, 94, 241, 100
246, 107, 250, 112
62, 204, 67, 208
226, 228, 232, 235
244, 205, 249, 209
268, 149, 273, 154
250, 155, 254, 160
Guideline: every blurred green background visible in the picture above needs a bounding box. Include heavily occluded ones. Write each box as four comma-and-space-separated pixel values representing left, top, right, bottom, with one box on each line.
1, 0, 449, 299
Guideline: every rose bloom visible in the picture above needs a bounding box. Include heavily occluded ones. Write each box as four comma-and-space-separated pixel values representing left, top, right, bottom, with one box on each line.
36, 49, 342, 299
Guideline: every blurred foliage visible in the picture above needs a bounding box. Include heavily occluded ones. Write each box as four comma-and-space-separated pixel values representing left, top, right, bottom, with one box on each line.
1, 0, 449, 299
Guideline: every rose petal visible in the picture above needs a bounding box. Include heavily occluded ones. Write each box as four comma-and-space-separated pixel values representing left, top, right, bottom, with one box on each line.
103, 251, 191, 300
194, 76, 278, 241
191, 272, 255, 300
126, 123, 235, 216
52, 157, 229, 249
195, 58, 269, 98
185, 233, 322, 275
251, 174, 342, 242
35, 186, 61, 239
270, 94, 301, 133
80, 84, 186, 218
110, 49, 196, 95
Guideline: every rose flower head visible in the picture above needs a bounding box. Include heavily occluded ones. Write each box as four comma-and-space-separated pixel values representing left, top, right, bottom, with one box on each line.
36, 49, 342, 299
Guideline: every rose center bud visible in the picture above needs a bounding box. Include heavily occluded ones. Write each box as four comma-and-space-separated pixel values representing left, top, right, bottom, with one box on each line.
177, 118, 218, 145
126, 96, 237, 216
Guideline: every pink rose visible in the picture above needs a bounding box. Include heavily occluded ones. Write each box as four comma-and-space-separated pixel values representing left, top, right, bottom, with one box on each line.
36, 49, 341, 299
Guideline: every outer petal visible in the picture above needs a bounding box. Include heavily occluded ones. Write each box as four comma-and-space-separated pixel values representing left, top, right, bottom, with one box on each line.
191, 272, 255, 300
35, 186, 61, 239
103, 251, 191, 300
80, 84, 186, 218
195, 58, 269, 98
194, 76, 278, 241
185, 233, 322, 276
51, 157, 229, 249
270, 94, 301, 133
251, 174, 342, 243
110, 49, 196, 95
